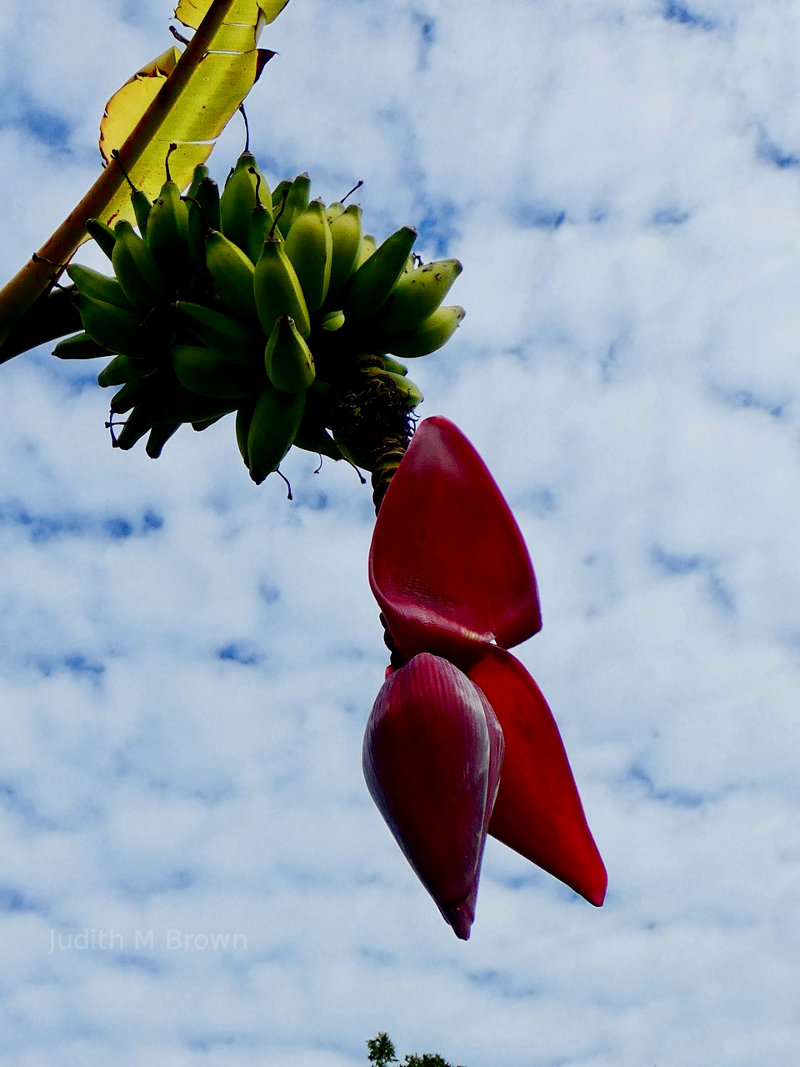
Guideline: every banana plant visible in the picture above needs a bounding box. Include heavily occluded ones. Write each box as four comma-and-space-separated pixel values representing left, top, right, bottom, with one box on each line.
0, 0, 291, 360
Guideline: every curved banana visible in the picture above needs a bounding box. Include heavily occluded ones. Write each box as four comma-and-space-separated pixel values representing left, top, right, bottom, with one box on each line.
97, 353, 147, 388
377, 258, 462, 332
325, 201, 345, 223
113, 405, 153, 451
247, 202, 273, 264
284, 198, 332, 313
111, 220, 170, 311
253, 237, 311, 339
354, 233, 376, 269
170, 344, 261, 399
73, 292, 151, 358
220, 151, 268, 253
246, 381, 306, 484
187, 175, 221, 270
145, 422, 181, 458
174, 301, 261, 364
52, 331, 112, 360
276, 173, 310, 238
146, 178, 191, 280
85, 218, 117, 260
343, 226, 417, 319
204, 230, 258, 323
130, 187, 153, 238
319, 308, 345, 332
264, 315, 316, 393
380, 304, 465, 359
327, 204, 363, 298
66, 264, 134, 311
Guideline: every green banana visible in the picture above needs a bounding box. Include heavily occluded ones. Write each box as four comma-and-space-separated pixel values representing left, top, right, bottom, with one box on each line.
377, 258, 462, 332
354, 232, 376, 269
247, 202, 273, 264
343, 225, 417, 319
187, 176, 221, 271
174, 301, 261, 364
380, 304, 465, 359
220, 152, 267, 253
52, 331, 111, 360
146, 178, 191, 279
380, 354, 408, 376
130, 187, 153, 238
325, 201, 345, 223
276, 173, 310, 238
253, 237, 311, 339
110, 378, 153, 414
72, 291, 152, 358
85, 218, 117, 260
111, 220, 170, 311
97, 354, 148, 388
319, 309, 345, 332
66, 264, 134, 310
283, 198, 332, 313
204, 230, 258, 323
235, 398, 255, 465
271, 178, 292, 210
327, 204, 362, 296
264, 315, 315, 393
145, 422, 181, 458
246, 381, 306, 484
112, 406, 153, 451
170, 344, 261, 399
293, 414, 342, 460
186, 163, 210, 202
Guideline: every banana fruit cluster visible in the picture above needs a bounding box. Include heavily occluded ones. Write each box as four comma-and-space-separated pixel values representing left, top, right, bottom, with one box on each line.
55, 152, 464, 484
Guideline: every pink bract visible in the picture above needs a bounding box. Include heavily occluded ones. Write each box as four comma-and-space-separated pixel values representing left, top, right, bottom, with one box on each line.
369, 416, 542, 666
363, 652, 504, 939
468, 646, 607, 907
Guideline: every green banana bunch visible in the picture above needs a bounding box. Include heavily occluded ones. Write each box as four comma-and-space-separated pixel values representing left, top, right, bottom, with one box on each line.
66, 150, 466, 482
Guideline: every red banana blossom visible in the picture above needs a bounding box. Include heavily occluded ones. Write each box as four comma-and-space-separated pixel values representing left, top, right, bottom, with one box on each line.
365, 416, 607, 936
363, 652, 504, 940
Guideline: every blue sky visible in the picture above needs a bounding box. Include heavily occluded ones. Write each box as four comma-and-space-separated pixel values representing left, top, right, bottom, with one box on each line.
1, 1, 800, 1064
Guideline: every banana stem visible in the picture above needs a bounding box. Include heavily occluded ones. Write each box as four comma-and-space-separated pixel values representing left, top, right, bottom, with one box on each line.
0, 0, 243, 359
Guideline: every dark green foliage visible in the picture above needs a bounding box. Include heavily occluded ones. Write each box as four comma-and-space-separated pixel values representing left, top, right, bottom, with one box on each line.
366, 1032, 463, 1067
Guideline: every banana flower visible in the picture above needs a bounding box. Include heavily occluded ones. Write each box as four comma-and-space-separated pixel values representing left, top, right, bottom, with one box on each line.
366, 417, 606, 938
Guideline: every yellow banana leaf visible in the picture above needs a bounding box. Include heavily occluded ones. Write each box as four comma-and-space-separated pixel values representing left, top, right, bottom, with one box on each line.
0, 0, 291, 356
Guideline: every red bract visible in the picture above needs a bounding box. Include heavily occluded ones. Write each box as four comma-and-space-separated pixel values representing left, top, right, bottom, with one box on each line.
468, 646, 607, 907
369, 416, 542, 666
363, 652, 504, 940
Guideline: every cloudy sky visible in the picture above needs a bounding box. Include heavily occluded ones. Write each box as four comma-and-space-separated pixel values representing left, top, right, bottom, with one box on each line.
1, 0, 799, 1064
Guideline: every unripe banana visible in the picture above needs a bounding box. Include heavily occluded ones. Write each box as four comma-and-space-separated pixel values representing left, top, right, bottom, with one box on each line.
264, 315, 316, 393
343, 226, 417, 319
111, 220, 170, 311
73, 292, 152, 358
319, 309, 345, 332
110, 378, 153, 414
380, 354, 409, 376
204, 230, 258, 323
293, 414, 342, 460
173, 301, 261, 364
246, 382, 306, 484
52, 331, 111, 360
130, 187, 153, 238
253, 237, 311, 339
186, 163, 211, 202
187, 176, 221, 270
113, 405, 153, 450
220, 152, 267, 253
327, 204, 362, 297
377, 258, 462, 332
276, 173, 310, 238
271, 178, 292, 210
145, 422, 181, 458
97, 354, 147, 388
360, 366, 423, 409
247, 202, 274, 264
380, 304, 465, 359
170, 344, 261, 399
325, 201, 345, 223
235, 397, 255, 466
146, 178, 191, 279
86, 218, 117, 260
66, 264, 134, 310
284, 199, 332, 313
354, 233, 376, 269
